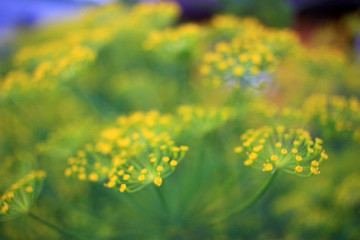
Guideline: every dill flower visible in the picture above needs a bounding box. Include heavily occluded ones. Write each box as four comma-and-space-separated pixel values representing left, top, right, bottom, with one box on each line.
7, 41, 96, 95
143, 23, 205, 61
0, 71, 38, 97
32, 46, 96, 83
199, 38, 277, 89
234, 126, 327, 176
296, 47, 347, 76
210, 15, 300, 58
65, 111, 188, 193
130, 1, 180, 29
0, 171, 46, 221
210, 15, 264, 39
176, 105, 235, 136
248, 100, 305, 126
303, 94, 360, 141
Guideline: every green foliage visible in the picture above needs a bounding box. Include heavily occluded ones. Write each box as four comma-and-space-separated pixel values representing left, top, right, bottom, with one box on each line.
0, 1, 359, 239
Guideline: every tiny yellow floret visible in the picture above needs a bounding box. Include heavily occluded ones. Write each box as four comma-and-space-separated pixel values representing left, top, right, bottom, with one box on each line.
138, 175, 145, 181
311, 160, 319, 167
78, 173, 87, 181
154, 177, 163, 186
1, 202, 9, 213
244, 159, 253, 166
89, 173, 99, 182
64, 168, 72, 177
25, 186, 33, 193
295, 165, 303, 173
7, 192, 14, 199
262, 163, 273, 172
249, 152, 258, 160
180, 146, 189, 151
119, 184, 127, 193
253, 145, 263, 152
281, 149, 288, 155
234, 146, 243, 153
311, 166, 320, 174
233, 66, 244, 76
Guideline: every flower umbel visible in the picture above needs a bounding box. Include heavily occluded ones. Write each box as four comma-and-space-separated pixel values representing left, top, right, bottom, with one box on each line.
65, 111, 189, 193
234, 126, 327, 176
0, 171, 46, 221
199, 38, 276, 89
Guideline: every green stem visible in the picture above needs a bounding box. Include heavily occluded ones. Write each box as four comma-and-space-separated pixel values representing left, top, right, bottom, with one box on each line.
153, 185, 169, 214
28, 212, 74, 237
213, 171, 278, 224
28, 212, 93, 238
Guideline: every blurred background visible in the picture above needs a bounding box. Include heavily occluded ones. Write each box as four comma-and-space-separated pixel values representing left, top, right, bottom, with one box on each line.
1, 0, 360, 40
1, 0, 360, 239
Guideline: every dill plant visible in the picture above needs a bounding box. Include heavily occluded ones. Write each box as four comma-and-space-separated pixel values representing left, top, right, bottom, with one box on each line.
0, 1, 359, 239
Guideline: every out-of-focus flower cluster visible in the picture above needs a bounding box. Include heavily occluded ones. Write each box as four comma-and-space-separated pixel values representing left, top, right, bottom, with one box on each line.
0, 2, 181, 97
303, 94, 360, 142
176, 105, 235, 136
0, 1, 359, 239
0, 171, 46, 221
197, 15, 300, 89
199, 39, 276, 89
65, 111, 188, 192
130, 1, 180, 29
143, 23, 205, 61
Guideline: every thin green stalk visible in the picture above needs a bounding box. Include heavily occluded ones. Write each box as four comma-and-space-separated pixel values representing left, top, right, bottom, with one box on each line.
153, 185, 169, 214
28, 212, 92, 238
212, 171, 278, 224
28, 212, 74, 237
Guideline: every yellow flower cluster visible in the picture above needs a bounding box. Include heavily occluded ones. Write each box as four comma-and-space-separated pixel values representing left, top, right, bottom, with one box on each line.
177, 105, 235, 134
199, 15, 302, 89
143, 23, 204, 59
336, 174, 360, 208
248, 100, 304, 125
0, 71, 36, 96
295, 47, 347, 75
130, 1, 180, 28
303, 94, 360, 138
0, 171, 46, 221
1, 44, 96, 94
65, 111, 188, 193
210, 15, 300, 58
234, 126, 327, 176
199, 38, 277, 88
2, 1, 180, 95
210, 15, 265, 38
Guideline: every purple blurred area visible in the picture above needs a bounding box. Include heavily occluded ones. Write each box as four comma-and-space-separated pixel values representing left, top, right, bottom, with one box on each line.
1, 0, 359, 45
288, 0, 360, 16
0, 0, 111, 40
176, 0, 220, 21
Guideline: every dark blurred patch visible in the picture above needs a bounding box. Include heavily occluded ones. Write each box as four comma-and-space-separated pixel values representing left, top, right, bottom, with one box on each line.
176, 0, 220, 21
